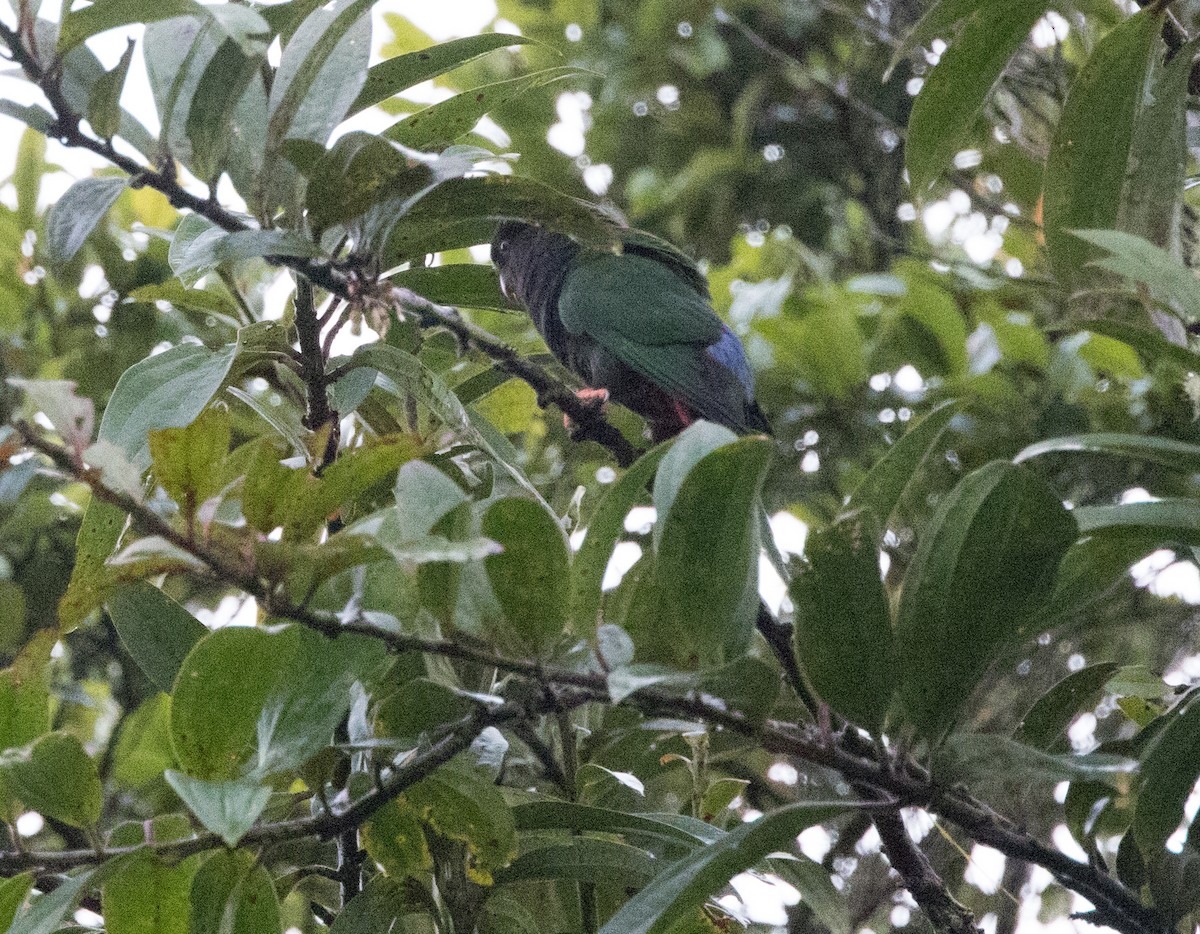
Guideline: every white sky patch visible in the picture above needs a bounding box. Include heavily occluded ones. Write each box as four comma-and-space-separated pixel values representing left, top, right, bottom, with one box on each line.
624, 506, 656, 534
1051, 824, 1088, 863
901, 807, 934, 843
894, 364, 924, 393
856, 824, 881, 855
194, 594, 258, 629
728, 873, 799, 927
601, 541, 642, 591
584, 163, 613, 195
16, 812, 43, 837
798, 825, 832, 863
389, 0, 498, 39
1031, 11, 1070, 48
74, 909, 104, 928
760, 554, 787, 614
964, 845, 1006, 895
547, 91, 592, 157
767, 761, 799, 785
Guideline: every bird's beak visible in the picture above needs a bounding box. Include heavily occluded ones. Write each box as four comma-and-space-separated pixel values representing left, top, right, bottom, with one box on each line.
498, 272, 510, 301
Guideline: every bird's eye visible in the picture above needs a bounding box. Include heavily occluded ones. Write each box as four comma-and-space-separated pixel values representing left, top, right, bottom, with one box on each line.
496, 239, 510, 255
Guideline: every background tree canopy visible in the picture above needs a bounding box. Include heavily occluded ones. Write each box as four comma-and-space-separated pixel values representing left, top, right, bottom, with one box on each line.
3, 0, 1200, 931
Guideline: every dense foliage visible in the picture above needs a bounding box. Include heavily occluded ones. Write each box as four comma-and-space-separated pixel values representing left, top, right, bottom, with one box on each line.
3, 0, 1200, 932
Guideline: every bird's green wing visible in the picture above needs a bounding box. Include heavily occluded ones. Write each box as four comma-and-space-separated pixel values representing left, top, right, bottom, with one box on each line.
558, 252, 748, 428
560, 252, 721, 346
618, 228, 709, 296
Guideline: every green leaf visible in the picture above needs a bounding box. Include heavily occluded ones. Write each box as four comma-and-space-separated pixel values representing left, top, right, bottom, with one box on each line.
2, 732, 102, 829
512, 801, 720, 849
1034, 529, 1157, 624
148, 406, 231, 516
185, 38, 264, 181
772, 857, 851, 934
348, 342, 545, 504
1043, 8, 1165, 289
330, 876, 408, 934
361, 796, 433, 879
101, 849, 197, 934
495, 838, 658, 887
59, 498, 127, 630
9, 866, 97, 934
1073, 500, 1200, 546
698, 657, 780, 725
385, 67, 581, 151
37, 19, 155, 157
482, 497, 570, 655
0, 101, 54, 135
572, 444, 669, 636
87, 37, 135, 140
886, 0, 1000, 77
844, 400, 958, 525
895, 462, 1077, 739
1133, 690, 1200, 853
387, 264, 519, 312
482, 896, 541, 934
596, 801, 846, 934
170, 225, 323, 283
58, 0, 200, 54
905, 0, 1047, 192
760, 304, 866, 400
305, 132, 430, 234
791, 512, 895, 732
0, 629, 53, 752
188, 849, 281, 934
0, 873, 34, 930
934, 734, 1134, 787
1070, 229, 1200, 323
110, 694, 176, 790
262, 0, 374, 199
1083, 318, 1200, 371
44, 176, 126, 264
403, 767, 517, 884
1014, 662, 1121, 752
652, 422, 737, 548
655, 434, 772, 664
374, 678, 472, 741
170, 625, 383, 781
351, 33, 533, 115
386, 175, 615, 262
1114, 35, 1195, 260
1015, 431, 1200, 473
106, 582, 209, 693
607, 664, 697, 704
164, 770, 271, 847
98, 342, 237, 467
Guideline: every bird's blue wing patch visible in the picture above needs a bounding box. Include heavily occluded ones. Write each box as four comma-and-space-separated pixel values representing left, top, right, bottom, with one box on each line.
707, 325, 755, 400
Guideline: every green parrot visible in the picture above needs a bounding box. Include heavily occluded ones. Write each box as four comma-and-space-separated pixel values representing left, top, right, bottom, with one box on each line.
491, 221, 770, 442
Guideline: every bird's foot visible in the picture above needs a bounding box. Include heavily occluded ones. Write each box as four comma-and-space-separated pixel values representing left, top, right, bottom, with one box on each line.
564, 388, 610, 438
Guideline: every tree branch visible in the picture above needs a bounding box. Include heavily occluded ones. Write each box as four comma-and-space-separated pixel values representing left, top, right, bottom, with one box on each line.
4, 424, 1170, 934
0, 21, 639, 469
873, 811, 980, 934
0, 691, 591, 877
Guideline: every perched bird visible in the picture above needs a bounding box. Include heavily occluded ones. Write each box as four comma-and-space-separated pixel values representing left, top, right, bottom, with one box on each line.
491, 221, 769, 442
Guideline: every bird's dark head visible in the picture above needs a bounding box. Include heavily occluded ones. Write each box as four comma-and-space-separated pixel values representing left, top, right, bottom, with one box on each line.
491, 221, 577, 304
